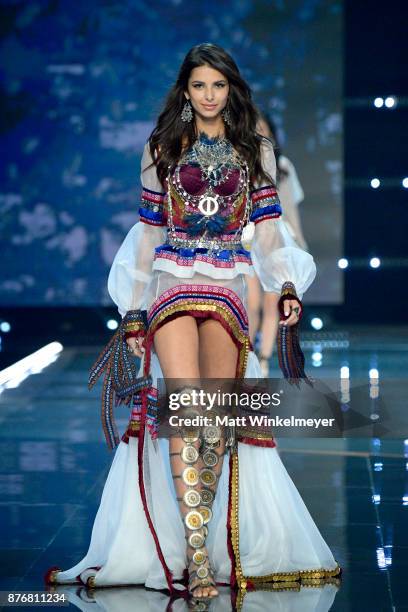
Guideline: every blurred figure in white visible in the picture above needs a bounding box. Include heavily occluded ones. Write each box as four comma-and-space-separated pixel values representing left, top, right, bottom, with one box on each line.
243, 113, 308, 376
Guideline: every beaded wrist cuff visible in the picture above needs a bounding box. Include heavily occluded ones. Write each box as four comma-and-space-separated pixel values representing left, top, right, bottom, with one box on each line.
276, 283, 312, 386
123, 310, 148, 338
280, 281, 298, 299
88, 307, 151, 450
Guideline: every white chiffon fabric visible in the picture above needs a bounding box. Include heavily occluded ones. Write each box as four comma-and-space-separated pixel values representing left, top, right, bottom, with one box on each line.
56, 351, 339, 591
107, 216, 315, 318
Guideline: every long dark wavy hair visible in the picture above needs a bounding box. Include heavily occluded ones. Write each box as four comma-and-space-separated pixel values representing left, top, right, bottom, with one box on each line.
148, 43, 275, 188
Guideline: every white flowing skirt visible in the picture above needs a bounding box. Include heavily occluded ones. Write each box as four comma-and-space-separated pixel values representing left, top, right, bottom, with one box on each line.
54, 351, 340, 591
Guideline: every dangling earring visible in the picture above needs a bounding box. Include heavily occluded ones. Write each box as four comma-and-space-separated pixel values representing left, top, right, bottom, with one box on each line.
181, 99, 193, 123
222, 105, 232, 126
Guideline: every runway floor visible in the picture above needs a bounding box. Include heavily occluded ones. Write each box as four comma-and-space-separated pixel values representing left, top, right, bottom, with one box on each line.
0, 325, 407, 611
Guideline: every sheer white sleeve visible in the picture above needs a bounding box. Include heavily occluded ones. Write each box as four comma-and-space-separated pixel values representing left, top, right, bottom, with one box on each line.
250, 140, 316, 299
107, 142, 167, 316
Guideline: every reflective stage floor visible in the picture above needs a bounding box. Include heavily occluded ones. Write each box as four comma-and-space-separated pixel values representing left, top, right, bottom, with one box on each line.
0, 325, 407, 611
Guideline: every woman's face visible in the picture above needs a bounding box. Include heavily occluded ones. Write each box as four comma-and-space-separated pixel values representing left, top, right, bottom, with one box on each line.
185, 64, 229, 121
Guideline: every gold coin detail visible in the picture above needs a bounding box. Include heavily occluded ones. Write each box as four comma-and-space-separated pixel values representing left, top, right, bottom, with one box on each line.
182, 467, 199, 486
203, 425, 221, 443
198, 505, 213, 524
182, 430, 199, 443
192, 550, 206, 565
203, 450, 218, 467
185, 510, 204, 530
200, 468, 217, 486
200, 488, 214, 505
183, 489, 201, 508
188, 532, 205, 549
181, 445, 199, 464
197, 566, 209, 579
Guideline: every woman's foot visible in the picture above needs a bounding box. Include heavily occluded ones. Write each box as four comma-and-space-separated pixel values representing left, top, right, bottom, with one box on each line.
187, 546, 218, 599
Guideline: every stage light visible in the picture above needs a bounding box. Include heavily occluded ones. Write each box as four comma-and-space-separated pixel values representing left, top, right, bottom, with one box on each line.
402, 177, 408, 188
337, 258, 348, 269
310, 317, 323, 330
374, 97, 384, 108
311, 350, 322, 367
369, 368, 379, 379
0, 342, 63, 392
0, 321, 11, 333
376, 547, 386, 569
106, 319, 119, 330
372, 494, 381, 504
340, 366, 349, 379
370, 178, 380, 189
374, 462, 383, 471
370, 257, 381, 268
385, 96, 396, 108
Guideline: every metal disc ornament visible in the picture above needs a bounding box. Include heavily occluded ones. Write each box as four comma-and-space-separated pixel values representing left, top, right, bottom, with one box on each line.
185, 510, 204, 530
192, 550, 206, 565
200, 488, 214, 505
197, 566, 209, 579
181, 445, 199, 464
203, 425, 222, 444
182, 430, 199, 443
198, 195, 219, 217
198, 505, 213, 524
200, 468, 217, 487
183, 489, 201, 508
182, 466, 199, 486
189, 532, 205, 549
203, 450, 218, 467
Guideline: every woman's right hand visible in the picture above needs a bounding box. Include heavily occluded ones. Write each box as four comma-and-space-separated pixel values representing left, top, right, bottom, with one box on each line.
126, 335, 145, 358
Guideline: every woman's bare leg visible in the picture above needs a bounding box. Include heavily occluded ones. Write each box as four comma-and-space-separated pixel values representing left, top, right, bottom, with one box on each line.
154, 315, 219, 598
198, 318, 238, 379
246, 275, 262, 344
196, 319, 238, 593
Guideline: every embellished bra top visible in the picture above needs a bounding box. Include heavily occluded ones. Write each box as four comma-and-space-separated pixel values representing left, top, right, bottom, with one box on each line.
138, 133, 282, 278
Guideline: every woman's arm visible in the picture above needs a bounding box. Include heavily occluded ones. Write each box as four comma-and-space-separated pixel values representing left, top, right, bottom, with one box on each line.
108, 142, 167, 317
250, 140, 316, 302
250, 139, 316, 382
107, 142, 167, 356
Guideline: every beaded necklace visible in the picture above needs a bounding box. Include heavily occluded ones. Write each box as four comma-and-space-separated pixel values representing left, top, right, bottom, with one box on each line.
166, 133, 252, 252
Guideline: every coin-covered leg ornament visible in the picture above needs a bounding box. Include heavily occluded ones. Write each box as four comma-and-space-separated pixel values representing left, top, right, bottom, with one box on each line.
189, 420, 227, 599
169, 387, 219, 599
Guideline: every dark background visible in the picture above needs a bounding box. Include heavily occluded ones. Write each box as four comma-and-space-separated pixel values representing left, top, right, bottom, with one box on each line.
0, 0, 342, 307
0, 0, 407, 354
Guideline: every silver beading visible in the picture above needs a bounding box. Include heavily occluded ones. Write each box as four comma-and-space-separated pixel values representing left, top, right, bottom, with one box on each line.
221, 106, 232, 126
181, 100, 193, 123
165, 136, 252, 254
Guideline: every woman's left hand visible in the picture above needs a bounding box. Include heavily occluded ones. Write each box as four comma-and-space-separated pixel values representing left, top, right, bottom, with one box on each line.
279, 299, 302, 327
